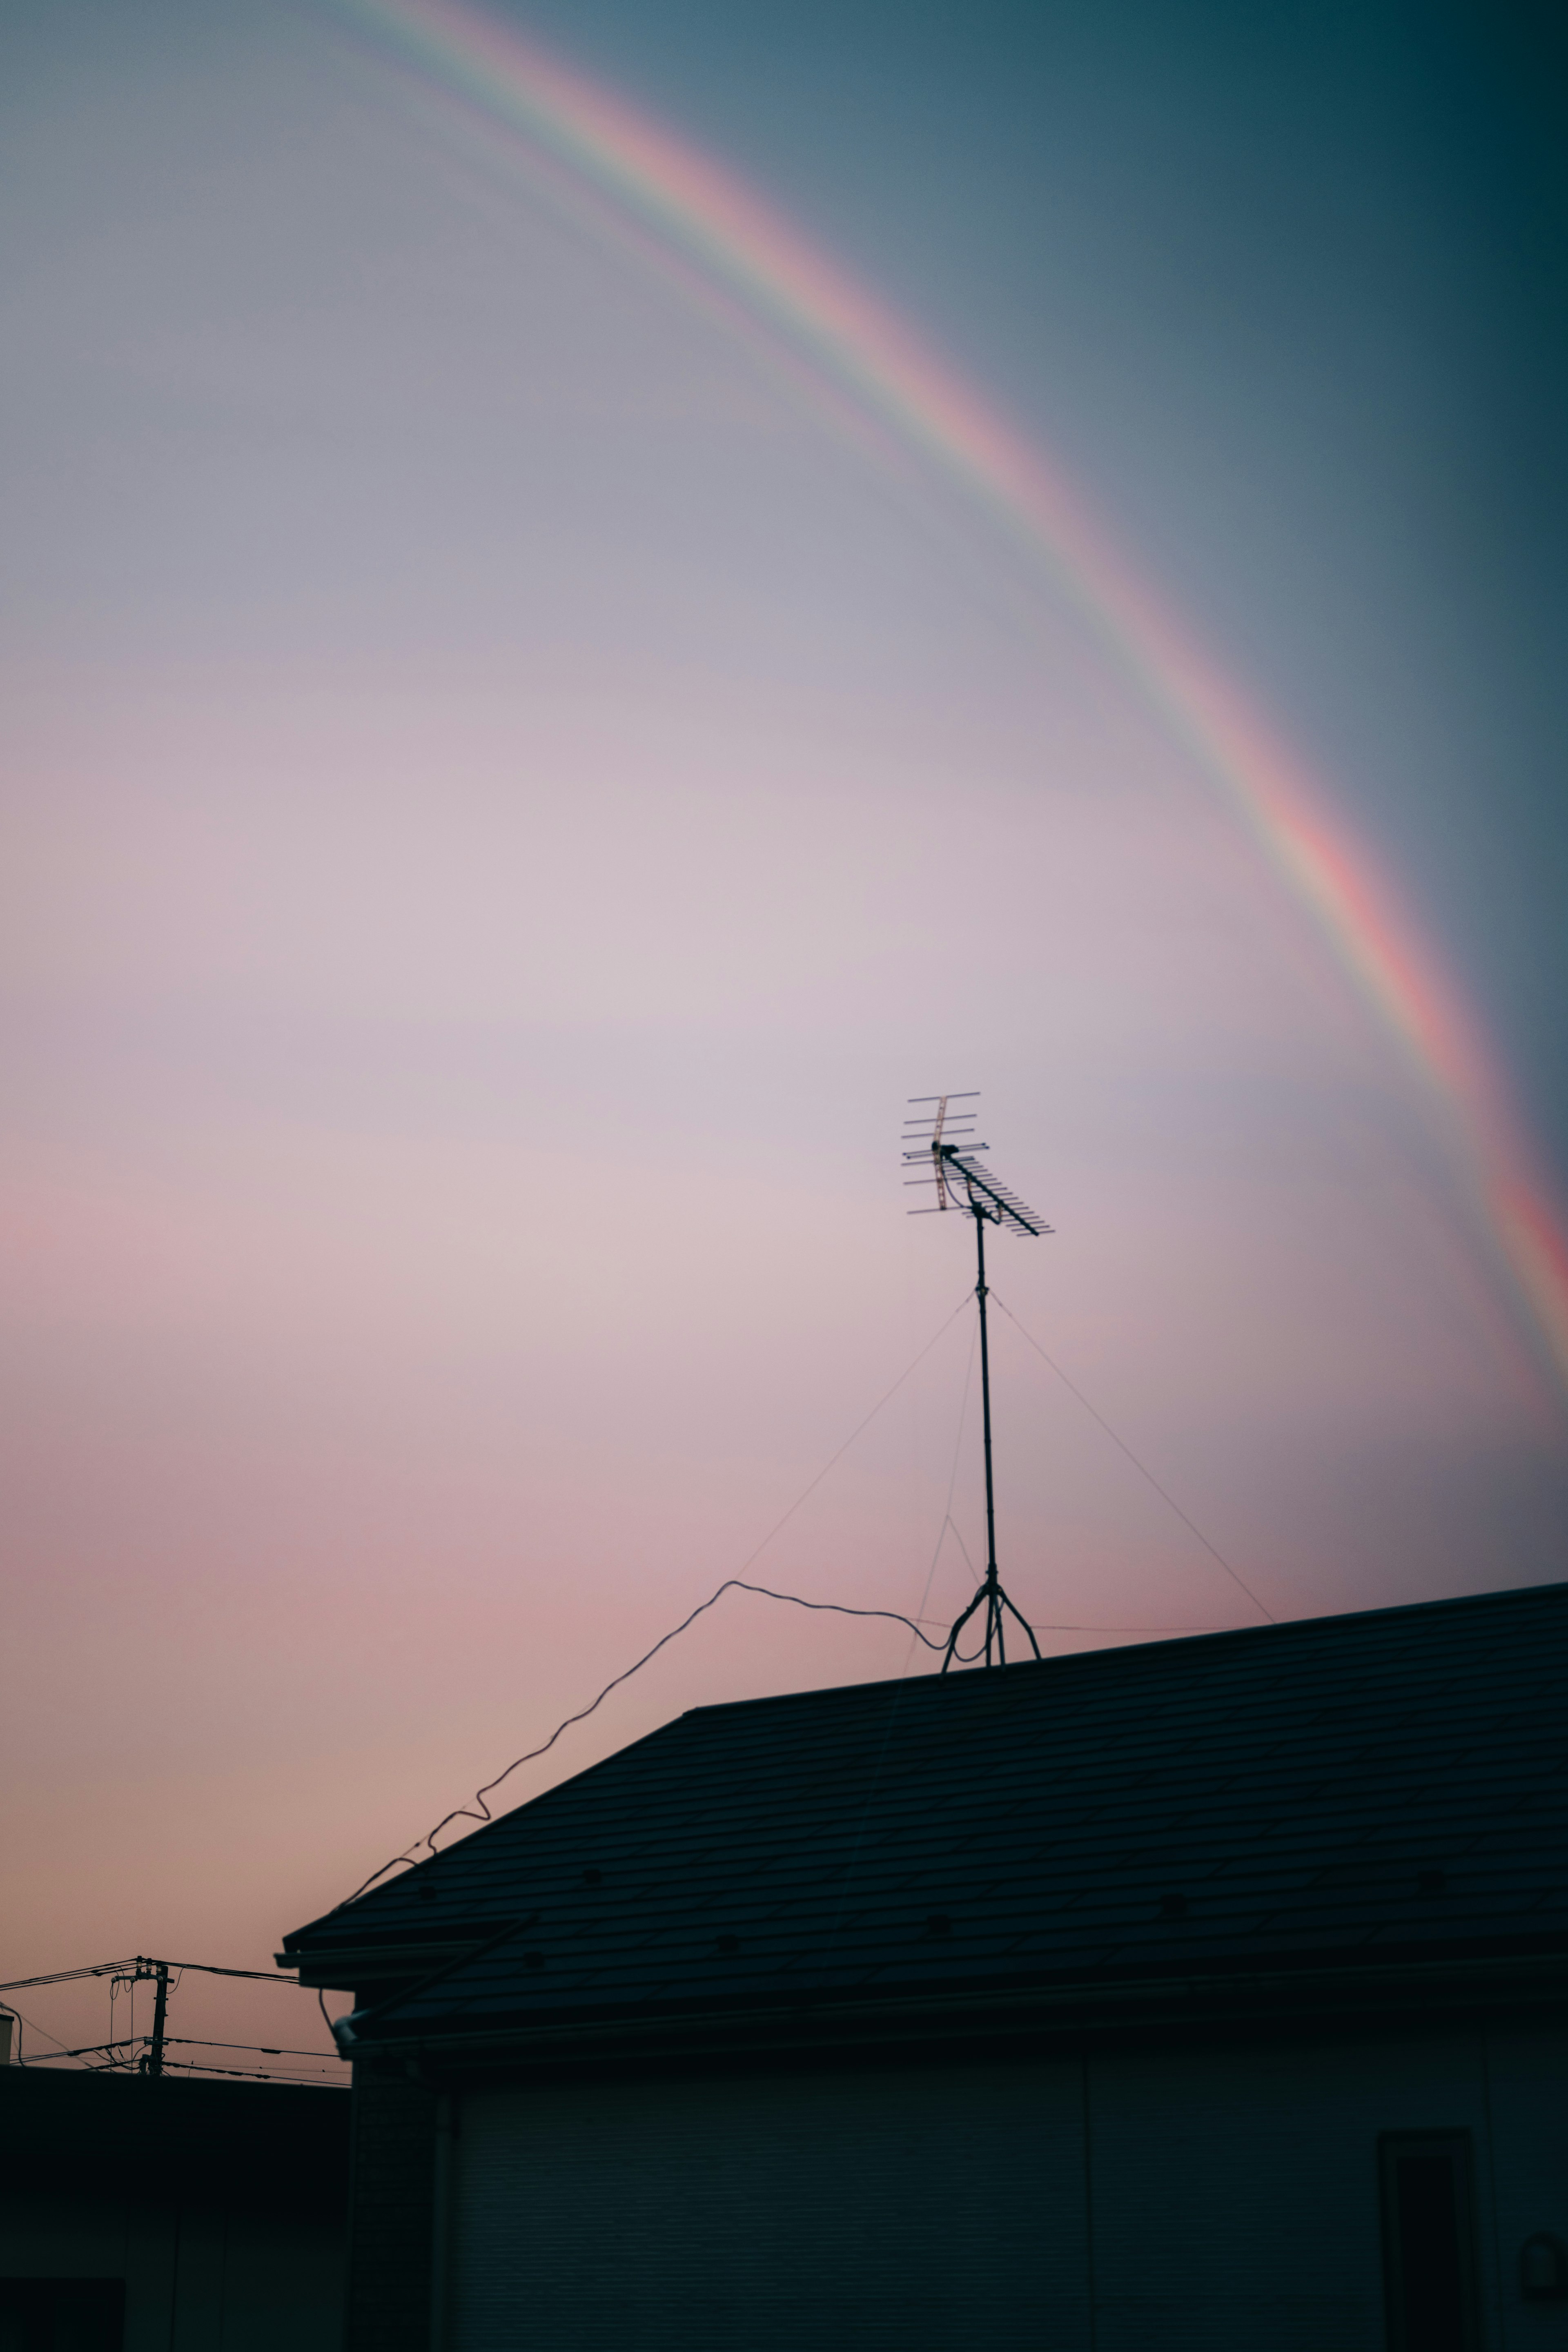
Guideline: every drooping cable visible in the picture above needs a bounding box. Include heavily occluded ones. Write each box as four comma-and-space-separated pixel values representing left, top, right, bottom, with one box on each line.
341, 1581, 949, 1900
335, 1298, 973, 1903
1, 2002, 60, 2065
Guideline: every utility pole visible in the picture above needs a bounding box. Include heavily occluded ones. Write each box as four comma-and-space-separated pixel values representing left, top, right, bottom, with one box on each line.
138, 1961, 170, 2077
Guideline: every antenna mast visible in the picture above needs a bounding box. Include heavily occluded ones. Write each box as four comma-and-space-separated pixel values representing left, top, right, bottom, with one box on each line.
904, 1094, 1054, 1670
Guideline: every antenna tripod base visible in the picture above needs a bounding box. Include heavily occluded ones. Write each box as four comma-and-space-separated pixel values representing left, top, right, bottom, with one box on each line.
940, 1570, 1042, 1672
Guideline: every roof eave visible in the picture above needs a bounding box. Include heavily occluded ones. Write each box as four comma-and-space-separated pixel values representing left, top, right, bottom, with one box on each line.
334, 1942, 1568, 2078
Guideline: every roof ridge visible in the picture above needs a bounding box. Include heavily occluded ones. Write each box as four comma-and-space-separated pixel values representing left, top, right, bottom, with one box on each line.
675, 1578, 1568, 1722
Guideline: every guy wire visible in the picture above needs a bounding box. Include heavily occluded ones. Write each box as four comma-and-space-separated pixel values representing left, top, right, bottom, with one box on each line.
341, 1294, 975, 1901
903, 1317, 978, 1674
988, 1289, 1274, 1622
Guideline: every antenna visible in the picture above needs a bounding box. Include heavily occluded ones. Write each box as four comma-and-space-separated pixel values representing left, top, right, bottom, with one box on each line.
903, 1094, 1054, 1670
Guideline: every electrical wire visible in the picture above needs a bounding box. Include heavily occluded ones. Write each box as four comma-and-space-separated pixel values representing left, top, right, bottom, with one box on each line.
0, 1959, 295, 1994
108, 1974, 129, 2067
988, 1289, 1274, 1623
336, 1297, 973, 1903
342, 1580, 949, 1900
155, 2057, 339, 2085
170, 2036, 337, 2059
330, 1285, 1247, 1907
307, 1282, 1252, 1970
4, 1960, 332, 2073
314, 1279, 1263, 1919
28, 2035, 340, 2078
1, 1962, 140, 1994
0, 2000, 74, 2065
5, 2002, 129, 2073
25, 2039, 141, 2064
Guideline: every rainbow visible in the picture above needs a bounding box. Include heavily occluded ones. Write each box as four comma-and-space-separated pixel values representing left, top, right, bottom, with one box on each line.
328, 0, 1568, 1394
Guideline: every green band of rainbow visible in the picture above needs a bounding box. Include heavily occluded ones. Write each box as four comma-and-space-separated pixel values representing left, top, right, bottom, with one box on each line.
327, 0, 1568, 1396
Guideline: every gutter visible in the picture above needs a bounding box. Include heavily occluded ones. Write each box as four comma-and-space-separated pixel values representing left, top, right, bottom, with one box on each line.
325, 1916, 536, 2060
325, 1947, 1568, 2076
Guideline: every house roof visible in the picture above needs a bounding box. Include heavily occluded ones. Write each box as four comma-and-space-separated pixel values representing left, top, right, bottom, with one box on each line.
283, 1580, 1568, 2053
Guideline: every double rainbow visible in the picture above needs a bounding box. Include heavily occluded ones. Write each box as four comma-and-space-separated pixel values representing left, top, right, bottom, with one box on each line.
331, 0, 1568, 1395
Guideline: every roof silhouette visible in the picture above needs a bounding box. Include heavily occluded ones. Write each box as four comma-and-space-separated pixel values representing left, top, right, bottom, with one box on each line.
283, 1581, 1568, 2046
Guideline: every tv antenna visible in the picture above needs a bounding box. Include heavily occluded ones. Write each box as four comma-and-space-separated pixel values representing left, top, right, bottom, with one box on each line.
904, 1094, 1054, 1671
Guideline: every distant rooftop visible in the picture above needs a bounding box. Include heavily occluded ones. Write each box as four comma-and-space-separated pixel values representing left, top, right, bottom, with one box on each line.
0, 2066, 348, 2213
283, 1581, 1568, 2052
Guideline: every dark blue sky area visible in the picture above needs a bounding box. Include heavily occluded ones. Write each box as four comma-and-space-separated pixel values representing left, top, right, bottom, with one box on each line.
512, 0, 1568, 1172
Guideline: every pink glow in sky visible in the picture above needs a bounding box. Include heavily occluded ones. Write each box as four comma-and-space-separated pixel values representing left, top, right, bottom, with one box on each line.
3, 0, 1566, 2065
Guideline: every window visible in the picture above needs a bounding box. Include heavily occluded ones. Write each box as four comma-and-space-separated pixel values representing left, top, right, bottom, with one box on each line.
1379, 2134, 1481, 2352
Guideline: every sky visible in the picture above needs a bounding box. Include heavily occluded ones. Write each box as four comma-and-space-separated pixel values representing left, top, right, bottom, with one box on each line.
2, 0, 1565, 2066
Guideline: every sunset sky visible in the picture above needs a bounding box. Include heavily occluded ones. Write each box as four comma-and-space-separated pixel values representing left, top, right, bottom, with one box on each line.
4, 0, 1565, 2067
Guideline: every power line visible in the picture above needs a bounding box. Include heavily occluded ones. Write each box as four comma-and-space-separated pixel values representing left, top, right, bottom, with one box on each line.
2, 1961, 145, 1995
166, 2036, 336, 2059
0, 2000, 77, 2067
0, 1958, 299, 1996
24, 2039, 142, 2063
154, 2057, 340, 2086
26, 2036, 341, 2081
5, 1959, 331, 2075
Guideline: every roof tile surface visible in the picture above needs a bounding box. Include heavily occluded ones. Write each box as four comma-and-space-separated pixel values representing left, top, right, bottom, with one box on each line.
284, 1581, 1568, 2035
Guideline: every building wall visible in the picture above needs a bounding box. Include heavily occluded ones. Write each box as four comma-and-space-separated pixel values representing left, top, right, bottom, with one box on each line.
448, 2051, 1089, 2352
1083, 2022, 1565, 2352
441, 2019, 1568, 2352
0, 2184, 343, 2352
343, 2062, 440, 2352
0, 2070, 348, 2352
1478, 2023, 1568, 2352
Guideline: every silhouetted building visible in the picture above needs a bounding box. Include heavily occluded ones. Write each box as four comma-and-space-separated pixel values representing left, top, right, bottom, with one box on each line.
283, 1580, 1568, 2351
0, 2067, 348, 2348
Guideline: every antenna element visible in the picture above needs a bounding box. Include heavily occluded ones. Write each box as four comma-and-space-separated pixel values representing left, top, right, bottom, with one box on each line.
903, 1095, 1054, 1670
